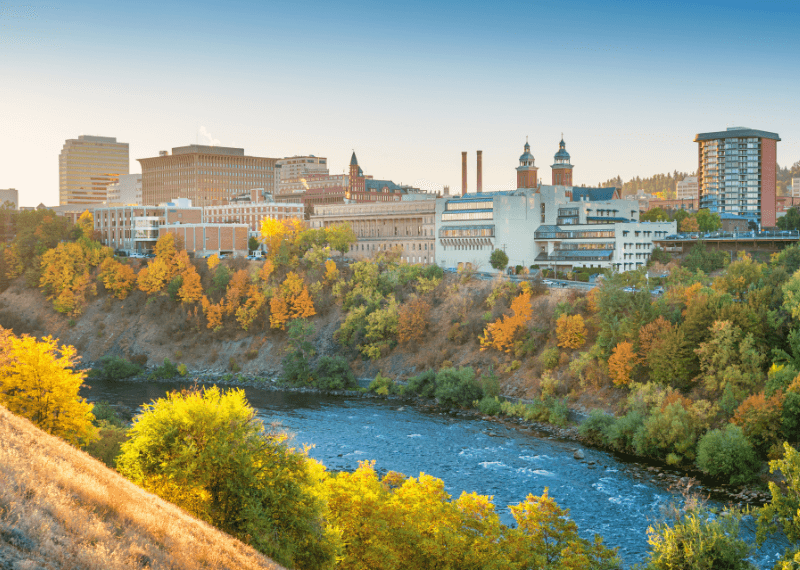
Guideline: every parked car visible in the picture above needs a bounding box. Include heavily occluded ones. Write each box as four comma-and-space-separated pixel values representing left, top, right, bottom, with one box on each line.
651, 286, 664, 295
623, 286, 639, 293
542, 279, 555, 286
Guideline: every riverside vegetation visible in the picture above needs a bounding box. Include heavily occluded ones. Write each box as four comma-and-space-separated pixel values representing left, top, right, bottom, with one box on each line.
3, 205, 800, 566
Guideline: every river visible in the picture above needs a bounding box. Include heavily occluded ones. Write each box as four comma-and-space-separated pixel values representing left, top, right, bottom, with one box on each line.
82, 379, 788, 568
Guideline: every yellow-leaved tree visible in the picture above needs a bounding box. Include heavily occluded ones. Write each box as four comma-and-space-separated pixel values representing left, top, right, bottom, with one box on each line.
99, 257, 137, 300
556, 314, 586, 349
270, 272, 316, 329
137, 234, 190, 295
39, 240, 112, 315
479, 290, 533, 353
0, 327, 98, 446
608, 341, 637, 386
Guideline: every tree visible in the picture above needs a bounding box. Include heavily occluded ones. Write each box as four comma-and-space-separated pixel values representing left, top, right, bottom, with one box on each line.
207, 253, 220, 271
480, 290, 532, 353
778, 207, 800, 231
248, 235, 260, 253
732, 391, 784, 456
489, 249, 509, 271
40, 240, 111, 315
695, 208, 722, 232
679, 216, 699, 233
177, 264, 203, 304
641, 207, 669, 222
0, 328, 98, 446
672, 209, 690, 226
99, 257, 137, 300
116, 386, 336, 569
556, 313, 586, 349
643, 506, 753, 570
137, 234, 189, 295
327, 222, 357, 256
696, 424, 761, 485
608, 341, 636, 386
757, 444, 800, 566
397, 297, 430, 345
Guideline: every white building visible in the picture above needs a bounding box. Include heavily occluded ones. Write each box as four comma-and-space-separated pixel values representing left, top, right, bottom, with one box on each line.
435, 185, 675, 274
792, 178, 800, 198
275, 156, 330, 194
106, 174, 142, 205
676, 176, 699, 200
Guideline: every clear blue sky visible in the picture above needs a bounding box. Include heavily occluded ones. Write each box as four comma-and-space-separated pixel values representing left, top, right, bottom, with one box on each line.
2, 0, 798, 206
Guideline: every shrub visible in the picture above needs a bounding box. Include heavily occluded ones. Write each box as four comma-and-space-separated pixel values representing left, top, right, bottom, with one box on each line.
148, 358, 179, 380
478, 396, 502, 416
578, 410, 615, 446
539, 347, 560, 370
177, 363, 188, 377
314, 355, 357, 390
129, 353, 148, 367
88, 355, 143, 381
84, 423, 128, 468
696, 424, 761, 485
604, 410, 645, 454
91, 401, 125, 427
480, 368, 501, 398
434, 367, 483, 408
281, 351, 313, 386
369, 372, 398, 396
547, 397, 569, 426
229, 357, 241, 373
404, 369, 437, 399
643, 507, 752, 570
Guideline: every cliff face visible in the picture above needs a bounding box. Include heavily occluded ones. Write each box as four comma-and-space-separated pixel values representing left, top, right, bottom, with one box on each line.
0, 403, 284, 570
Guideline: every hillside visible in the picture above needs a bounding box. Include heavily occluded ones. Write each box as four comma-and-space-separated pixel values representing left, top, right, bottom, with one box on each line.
0, 403, 285, 570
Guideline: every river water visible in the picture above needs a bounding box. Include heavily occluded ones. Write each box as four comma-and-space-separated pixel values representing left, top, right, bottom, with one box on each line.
83, 380, 788, 568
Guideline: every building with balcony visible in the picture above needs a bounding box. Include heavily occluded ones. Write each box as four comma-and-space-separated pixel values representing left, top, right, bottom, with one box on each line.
695, 127, 780, 228
59, 135, 129, 206
310, 200, 436, 264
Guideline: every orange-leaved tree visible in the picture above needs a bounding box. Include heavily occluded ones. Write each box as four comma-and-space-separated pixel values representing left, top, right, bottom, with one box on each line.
397, 297, 431, 345
269, 272, 316, 329
608, 341, 637, 387
224, 269, 251, 316
0, 327, 98, 445
200, 295, 224, 331
556, 314, 586, 349
479, 290, 533, 353
732, 391, 785, 455
137, 234, 189, 295
178, 264, 203, 304
99, 257, 137, 300
236, 286, 266, 331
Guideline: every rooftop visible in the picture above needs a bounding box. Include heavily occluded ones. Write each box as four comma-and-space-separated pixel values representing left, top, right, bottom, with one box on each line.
694, 128, 780, 142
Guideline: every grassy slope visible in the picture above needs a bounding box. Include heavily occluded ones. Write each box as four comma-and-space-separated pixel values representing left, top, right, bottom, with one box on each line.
0, 404, 285, 570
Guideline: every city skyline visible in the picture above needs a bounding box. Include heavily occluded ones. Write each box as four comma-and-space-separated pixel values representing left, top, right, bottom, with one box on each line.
2, 0, 798, 207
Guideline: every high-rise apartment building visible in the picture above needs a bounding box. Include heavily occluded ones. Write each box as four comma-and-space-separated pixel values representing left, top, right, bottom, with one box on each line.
59, 135, 129, 205
138, 145, 277, 208
695, 127, 780, 228
676, 176, 698, 200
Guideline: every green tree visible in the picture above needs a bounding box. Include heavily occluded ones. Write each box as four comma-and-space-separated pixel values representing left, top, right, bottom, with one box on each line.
248, 235, 260, 252
116, 386, 336, 569
489, 248, 509, 271
0, 328, 98, 446
695, 208, 722, 232
672, 209, 690, 226
757, 444, 800, 566
778, 207, 800, 231
641, 207, 669, 222
696, 424, 761, 485
327, 222, 357, 256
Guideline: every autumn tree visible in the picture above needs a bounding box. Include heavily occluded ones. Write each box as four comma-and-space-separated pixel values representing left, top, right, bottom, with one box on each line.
270, 272, 316, 330
480, 290, 533, 353
116, 386, 336, 569
732, 391, 785, 456
326, 222, 357, 256
680, 216, 699, 233
201, 295, 224, 331
99, 257, 137, 300
177, 264, 203, 304
40, 240, 112, 315
556, 313, 586, 349
236, 286, 266, 331
608, 341, 637, 387
207, 253, 220, 271
398, 297, 430, 345
0, 328, 98, 446
137, 234, 190, 295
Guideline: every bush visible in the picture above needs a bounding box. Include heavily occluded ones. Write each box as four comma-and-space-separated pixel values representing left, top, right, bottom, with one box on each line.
547, 397, 570, 426
404, 369, 437, 399
369, 372, 398, 396
539, 347, 560, 370
229, 357, 241, 373
91, 401, 125, 428
129, 353, 148, 367
177, 363, 188, 376
480, 368, 501, 398
84, 423, 128, 467
166, 275, 183, 301
478, 396, 502, 416
281, 351, 313, 386
604, 410, 645, 454
643, 507, 752, 570
88, 355, 143, 381
696, 424, 761, 485
314, 356, 357, 390
579, 410, 615, 446
434, 367, 483, 408
148, 358, 179, 380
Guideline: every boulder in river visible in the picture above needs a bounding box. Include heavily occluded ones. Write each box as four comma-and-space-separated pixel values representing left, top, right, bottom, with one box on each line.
573, 449, 585, 460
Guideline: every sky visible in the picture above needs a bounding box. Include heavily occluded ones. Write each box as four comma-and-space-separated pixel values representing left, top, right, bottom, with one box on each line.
2, 0, 799, 206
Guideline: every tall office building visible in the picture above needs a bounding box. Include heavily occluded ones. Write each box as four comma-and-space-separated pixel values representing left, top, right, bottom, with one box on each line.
138, 145, 277, 208
0, 189, 19, 209
695, 127, 780, 228
275, 156, 328, 193
676, 176, 698, 200
59, 135, 129, 205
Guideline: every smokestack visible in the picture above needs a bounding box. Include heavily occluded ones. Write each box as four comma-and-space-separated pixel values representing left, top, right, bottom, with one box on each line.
477, 150, 483, 193
461, 152, 467, 196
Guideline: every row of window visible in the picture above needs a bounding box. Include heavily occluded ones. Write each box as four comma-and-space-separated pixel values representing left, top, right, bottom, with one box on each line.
445, 200, 493, 211
442, 211, 493, 221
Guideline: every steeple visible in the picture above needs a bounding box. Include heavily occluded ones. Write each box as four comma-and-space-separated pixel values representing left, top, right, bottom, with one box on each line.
516, 138, 538, 189
350, 151, 358, 166
551, 135, 574, 186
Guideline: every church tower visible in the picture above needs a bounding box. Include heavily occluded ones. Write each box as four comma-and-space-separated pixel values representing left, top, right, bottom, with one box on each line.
347, 151, 365, 199
516, 139, 538, 189
551, 136, 574, 186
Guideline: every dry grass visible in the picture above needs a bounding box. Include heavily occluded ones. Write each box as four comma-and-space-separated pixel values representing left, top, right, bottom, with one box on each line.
0, 405, 285, 570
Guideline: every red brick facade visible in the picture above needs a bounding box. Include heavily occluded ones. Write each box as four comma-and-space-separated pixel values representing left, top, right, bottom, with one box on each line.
761, 138, 777, 228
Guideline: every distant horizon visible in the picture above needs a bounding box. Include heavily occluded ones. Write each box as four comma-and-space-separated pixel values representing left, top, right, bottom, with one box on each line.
2, 0, 798, 207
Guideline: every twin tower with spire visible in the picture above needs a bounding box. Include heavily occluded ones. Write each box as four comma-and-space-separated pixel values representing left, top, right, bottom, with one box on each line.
516, 136, 574, 189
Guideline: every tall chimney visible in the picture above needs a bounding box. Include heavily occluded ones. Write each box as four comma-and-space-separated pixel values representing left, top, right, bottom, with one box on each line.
477, 150, 483, 193
461, 152, 467, 196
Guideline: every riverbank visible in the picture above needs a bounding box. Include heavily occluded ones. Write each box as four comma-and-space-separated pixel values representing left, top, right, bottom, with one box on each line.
85, 366, 773, 509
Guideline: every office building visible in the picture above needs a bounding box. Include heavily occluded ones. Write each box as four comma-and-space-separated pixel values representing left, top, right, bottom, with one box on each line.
106, 174, 142, 205
695, 127, 780, 228
138, 145, 277, 208
204, 192, 304, 232
310, 200, 436, 264
59, 135, 129, 205
676, 176, 698, 200
276, 156, 329, 193
0, 189, 19, 209
792, 178, 800, 198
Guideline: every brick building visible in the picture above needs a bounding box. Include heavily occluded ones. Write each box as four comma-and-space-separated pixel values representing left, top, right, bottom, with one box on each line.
161, 223, 249, 257
93, 202, 203, 253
